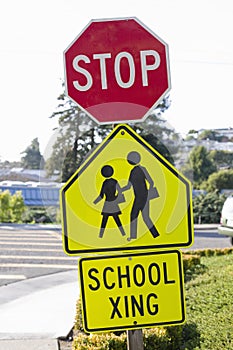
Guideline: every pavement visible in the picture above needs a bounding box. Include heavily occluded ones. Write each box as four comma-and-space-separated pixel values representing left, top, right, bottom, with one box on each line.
0, 269, 79, 350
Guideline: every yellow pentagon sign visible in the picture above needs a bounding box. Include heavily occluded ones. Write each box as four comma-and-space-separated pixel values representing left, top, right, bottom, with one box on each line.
78, 250, 185, 332
61, 124, 193, 254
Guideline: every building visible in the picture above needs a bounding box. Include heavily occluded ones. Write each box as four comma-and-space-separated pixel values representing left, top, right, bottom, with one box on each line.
0, 181, 62, 207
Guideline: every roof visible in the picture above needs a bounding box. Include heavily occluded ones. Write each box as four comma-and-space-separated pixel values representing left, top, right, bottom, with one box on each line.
0, 182, 63, 207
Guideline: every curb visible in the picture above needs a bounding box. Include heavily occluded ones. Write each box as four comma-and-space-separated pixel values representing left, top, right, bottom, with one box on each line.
194, 224, 218, 230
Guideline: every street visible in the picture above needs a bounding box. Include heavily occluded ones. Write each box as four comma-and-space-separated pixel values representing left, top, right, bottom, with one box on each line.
189, 227, 232, 250
0, 224, 77, 287
0, 224, 232, 287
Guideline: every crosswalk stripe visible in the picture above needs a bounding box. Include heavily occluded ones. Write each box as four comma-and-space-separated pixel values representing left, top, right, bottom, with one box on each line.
0, 263, 77, 269
0, 242, 61, 246
0, 228, 77, 283
0, 274, 26, 280
0, 237, 60, 241
0, 234, 60, 238
49, 231, 62, 239
0, 247, 62, 252
0, 255, 77, 261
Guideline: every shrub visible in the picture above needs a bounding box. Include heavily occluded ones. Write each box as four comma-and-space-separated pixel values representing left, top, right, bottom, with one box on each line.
22, 206, 60, 223
193, 190, 226, 223
0, 190, 25, 222
11, 190, 25, 222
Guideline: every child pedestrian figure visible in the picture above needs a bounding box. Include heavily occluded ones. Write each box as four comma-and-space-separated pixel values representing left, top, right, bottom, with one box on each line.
93, 165, 126, 238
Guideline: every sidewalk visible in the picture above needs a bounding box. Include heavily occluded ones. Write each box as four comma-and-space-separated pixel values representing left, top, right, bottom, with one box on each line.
194, 223, 219, 230
0, 269, 79, 350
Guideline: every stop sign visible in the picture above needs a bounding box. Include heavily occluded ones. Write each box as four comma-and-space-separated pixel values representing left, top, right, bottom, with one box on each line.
64, 17, 171, 124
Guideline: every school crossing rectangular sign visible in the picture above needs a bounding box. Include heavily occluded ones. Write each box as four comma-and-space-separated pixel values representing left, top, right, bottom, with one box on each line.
78, 250, 185, 333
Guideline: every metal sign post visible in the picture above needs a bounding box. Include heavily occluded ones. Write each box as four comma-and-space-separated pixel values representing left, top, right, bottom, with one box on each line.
127, 330, 144, 350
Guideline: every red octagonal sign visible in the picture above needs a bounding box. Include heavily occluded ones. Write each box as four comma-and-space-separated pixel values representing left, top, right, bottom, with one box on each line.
64, 17, 171, 124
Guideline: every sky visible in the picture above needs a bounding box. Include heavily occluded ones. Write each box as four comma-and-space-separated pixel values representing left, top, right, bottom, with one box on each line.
1, 0, 233, 162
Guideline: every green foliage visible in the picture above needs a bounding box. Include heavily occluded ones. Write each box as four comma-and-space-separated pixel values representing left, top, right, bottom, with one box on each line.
184, 253, 233, 349
46, 91, 177, 182
0, 190, 12, 221
11, 190, 25, 222
193, 190, 226, 223
45, 93, 97, 181
60, 124, 113, 182
182, 254, 206, 282
59, 118, 178, 182
21, 137, 44, 169
22, 206, 60, 223
209, 150, 233, 169
73, 332, 127, 350
0, 190, 25, 222
140, 132, 175, 165
182, 146, 217, 186
197, 129, 219, 141
185, 247, 233, 257
201, 169, 233, 192
197, 129, 233, 142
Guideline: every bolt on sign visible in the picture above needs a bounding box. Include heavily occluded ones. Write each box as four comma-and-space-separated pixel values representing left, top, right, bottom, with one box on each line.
64, 17, 171, 124
60, 124, 194, 255
78, 250, 185, 333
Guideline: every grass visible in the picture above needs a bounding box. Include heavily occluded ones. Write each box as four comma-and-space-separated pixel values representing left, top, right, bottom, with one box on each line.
184, 253, 233, 349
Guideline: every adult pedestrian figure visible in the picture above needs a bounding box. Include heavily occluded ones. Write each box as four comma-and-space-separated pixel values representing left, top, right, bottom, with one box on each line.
122, 151, 160, 240
93, 165, 126, 238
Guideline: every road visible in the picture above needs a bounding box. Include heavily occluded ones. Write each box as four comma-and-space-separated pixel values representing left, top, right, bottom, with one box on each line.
0, 224, 77, 287
0, 224, 232, 287
189, 227, 232, 250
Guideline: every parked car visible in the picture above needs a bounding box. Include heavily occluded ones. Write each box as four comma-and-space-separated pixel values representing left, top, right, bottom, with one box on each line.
218, 195, 233, 244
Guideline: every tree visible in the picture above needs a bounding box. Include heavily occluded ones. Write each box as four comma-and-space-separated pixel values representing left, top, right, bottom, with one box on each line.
45, 92, 113, 181
46, 90, 178, 182
209, 150, 233, 170
201, 169, 233, 192
193, 191, 226, 224
138, 132, 175, 165
21, 138, 44, 169
198, 129, 219, 141
181, 145, 217, 186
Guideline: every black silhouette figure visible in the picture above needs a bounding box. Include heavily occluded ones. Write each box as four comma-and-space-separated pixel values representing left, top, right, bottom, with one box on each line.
122, 151, 160, 240
93, 165, 126, 238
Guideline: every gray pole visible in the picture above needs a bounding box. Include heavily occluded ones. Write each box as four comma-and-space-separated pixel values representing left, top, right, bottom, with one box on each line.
127, 329, 144, 350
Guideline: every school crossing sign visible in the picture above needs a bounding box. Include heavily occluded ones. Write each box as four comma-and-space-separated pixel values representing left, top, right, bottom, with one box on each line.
60, 124, 193, 255
78, 250, 185, 333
